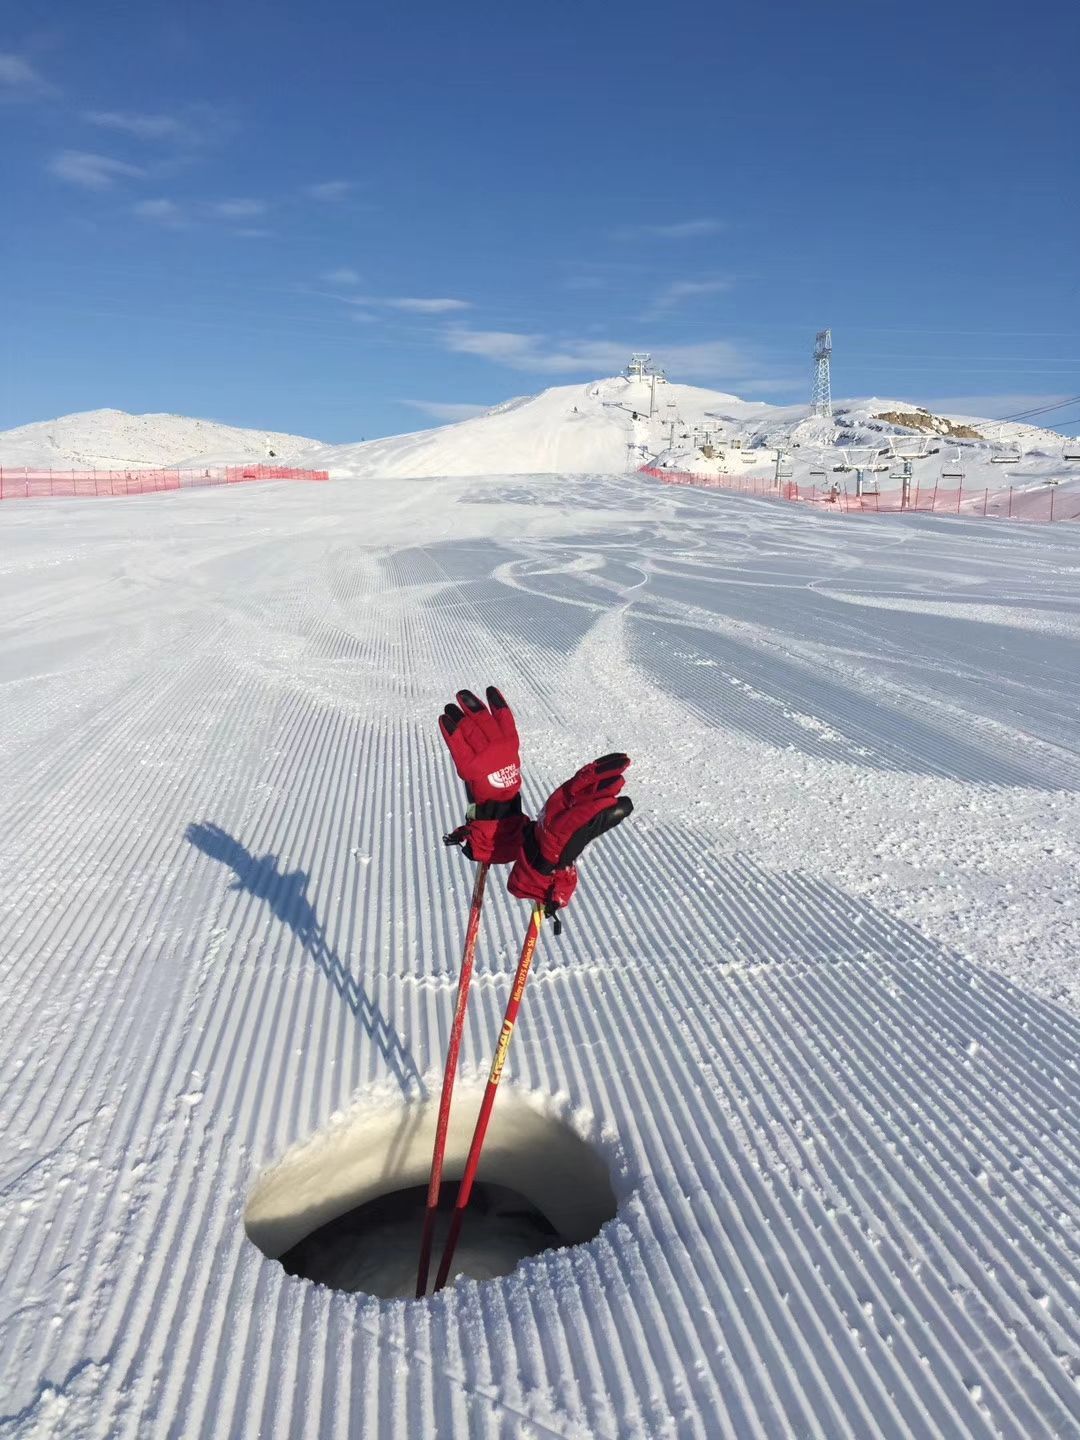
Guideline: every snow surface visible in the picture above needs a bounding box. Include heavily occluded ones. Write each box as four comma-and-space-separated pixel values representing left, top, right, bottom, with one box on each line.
0, 409, 319, 471
1, 470, 1080, 1437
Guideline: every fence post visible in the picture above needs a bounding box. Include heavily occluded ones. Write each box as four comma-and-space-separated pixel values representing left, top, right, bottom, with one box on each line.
983, 488, 989, 517
1008, 487, 1013, 518
1050, 487, 1055, 522
932, 479, 940, 511
957, 482, 963, 515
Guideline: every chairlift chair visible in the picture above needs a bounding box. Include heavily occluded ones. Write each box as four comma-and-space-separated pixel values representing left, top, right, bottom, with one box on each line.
1062, 442, 1080, 462
991, 446, 1022, 464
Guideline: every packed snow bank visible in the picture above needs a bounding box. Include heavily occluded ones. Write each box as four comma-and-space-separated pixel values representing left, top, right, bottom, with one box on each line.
0, 408, 320, 470
245, 1087, 618, 1297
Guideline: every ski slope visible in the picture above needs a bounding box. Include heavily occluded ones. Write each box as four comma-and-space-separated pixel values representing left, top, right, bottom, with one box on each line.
1, 472, 1080, 1438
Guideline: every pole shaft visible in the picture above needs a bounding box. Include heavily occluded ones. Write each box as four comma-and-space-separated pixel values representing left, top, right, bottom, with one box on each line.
433, 905, 545, 1292
415, 862, 489, 1297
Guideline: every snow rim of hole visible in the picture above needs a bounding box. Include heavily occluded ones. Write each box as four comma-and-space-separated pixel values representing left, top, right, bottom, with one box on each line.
243, 1081, 631, 1301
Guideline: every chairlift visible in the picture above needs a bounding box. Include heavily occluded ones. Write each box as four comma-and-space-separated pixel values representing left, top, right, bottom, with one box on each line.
1063, 442, 1080, 462
941, 450, 964, 480
991, 446, 1022, 464
889, 436, 930, 462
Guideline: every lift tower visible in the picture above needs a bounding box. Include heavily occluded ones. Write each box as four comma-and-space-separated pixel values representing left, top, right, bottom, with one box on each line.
812, 330, 833, 418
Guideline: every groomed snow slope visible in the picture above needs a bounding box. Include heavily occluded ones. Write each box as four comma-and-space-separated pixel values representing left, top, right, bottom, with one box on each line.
0, 409, 320, 470
2, 475, 1080, 1437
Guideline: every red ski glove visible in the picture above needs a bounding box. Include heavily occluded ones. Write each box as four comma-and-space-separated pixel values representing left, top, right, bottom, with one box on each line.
507, 753, 632, 927
439, 686, 526, 865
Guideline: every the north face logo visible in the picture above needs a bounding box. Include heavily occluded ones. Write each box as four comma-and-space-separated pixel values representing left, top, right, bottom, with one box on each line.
487, 763, 520, 790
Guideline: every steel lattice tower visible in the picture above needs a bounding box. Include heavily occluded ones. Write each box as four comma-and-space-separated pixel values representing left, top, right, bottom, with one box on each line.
812, 329, 833, 418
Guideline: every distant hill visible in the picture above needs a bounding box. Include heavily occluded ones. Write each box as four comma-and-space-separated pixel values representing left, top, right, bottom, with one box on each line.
0, 409, 320, 470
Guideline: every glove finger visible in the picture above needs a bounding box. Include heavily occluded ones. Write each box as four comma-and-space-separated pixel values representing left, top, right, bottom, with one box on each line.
440, 703, 465, 735
486, 686, 520, 745
456, 689, 489, 716
455, 690, 503, 749
566, 753, 629, 800
595, 772, 625, 793
593, 752, 630, 774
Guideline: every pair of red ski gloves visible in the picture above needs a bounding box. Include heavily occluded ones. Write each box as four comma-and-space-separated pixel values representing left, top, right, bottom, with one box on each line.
439, 687, 632, 925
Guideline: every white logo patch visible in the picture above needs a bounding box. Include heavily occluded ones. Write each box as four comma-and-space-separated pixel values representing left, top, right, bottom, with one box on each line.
487, 763, 520, 790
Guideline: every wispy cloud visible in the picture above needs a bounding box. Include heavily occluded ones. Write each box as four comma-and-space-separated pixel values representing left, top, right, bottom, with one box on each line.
82, 102, 233, 152
615, 217, 727, 241
385, 297, 471, 314
644, 277, 732, 317
443, 329, 633, 375
84, 110, 188, 141
443, 327, 762, 385
404, 400, 491, 421
305, 179, 353, 201
210, 197, 268, 218
133, 197, 186, 226
322, 267, 361, 286
559, 259, 647, 291
48, 150, 146, 190
0, 52, 56, 101
313, 283, 471, 316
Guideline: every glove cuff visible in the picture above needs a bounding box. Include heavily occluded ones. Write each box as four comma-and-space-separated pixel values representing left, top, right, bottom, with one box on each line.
521, 819, 558, 875
471, 795, 523, 822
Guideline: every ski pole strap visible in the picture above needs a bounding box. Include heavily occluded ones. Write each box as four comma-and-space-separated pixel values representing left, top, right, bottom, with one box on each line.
544, 902, 563, 937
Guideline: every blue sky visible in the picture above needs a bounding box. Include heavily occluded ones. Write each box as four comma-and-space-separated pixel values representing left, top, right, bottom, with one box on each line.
3, 0, 1078, 441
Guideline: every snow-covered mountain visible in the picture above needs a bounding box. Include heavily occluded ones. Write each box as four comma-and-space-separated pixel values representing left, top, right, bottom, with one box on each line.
2, 383, 1074, 498
0, 408, 320, 470
295, 376, 782, 479
295, 375, 1075, 499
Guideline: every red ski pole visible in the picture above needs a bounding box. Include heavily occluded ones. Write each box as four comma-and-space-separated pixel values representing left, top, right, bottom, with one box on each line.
433, 903, 545, 1293
415, 862, 490, 1298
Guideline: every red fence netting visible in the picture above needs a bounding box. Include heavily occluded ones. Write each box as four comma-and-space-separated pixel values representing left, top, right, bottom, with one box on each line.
639, 467, 1080, 523
0, 463, 329, 501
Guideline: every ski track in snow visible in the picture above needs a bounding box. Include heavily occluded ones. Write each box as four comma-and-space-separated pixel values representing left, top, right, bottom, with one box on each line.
1, 474, 1079, 1437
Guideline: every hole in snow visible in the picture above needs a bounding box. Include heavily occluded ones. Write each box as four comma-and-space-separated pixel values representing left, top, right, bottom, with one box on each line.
244, 1087, 618, 1299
